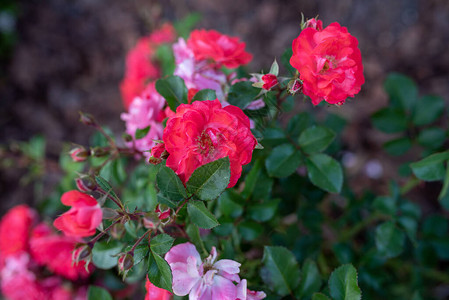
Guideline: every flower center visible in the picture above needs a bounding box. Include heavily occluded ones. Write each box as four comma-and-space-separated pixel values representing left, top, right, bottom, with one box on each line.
320, 56, 337, 73
197, 130, 214, 155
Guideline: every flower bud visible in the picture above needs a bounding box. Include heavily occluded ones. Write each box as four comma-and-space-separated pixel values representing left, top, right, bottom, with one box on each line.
79, 112, 96, 126
109, 223, 126, 239
303, 18, 323, 30
149, 143, 168, 165
143, 212, 160, 229
261, 74, 278, 90
118, 252, 134, 272
70, 147, 89, 162
155, 204, 171, 222
72, 244, 92, 265
75, 177, 97, 192
288, 79, 303, 95
90, 147, 109, 157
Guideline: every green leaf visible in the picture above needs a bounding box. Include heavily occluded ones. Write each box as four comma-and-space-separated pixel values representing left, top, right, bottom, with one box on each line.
295, 259, 322, 299
371, 108, 408, 133
95, 175, 119, 201
281, 48, 296, 76
156, 166, 187, 202
150, 234, 175, 255
241, 159, 273, 200
439, 161, 449, 203
186, 157, 230, 201
132, 244, 150, 266
417, 127, 446, 149
413, 95, 445, 126
306, 153, 343, 193
155, 75, 188, 111
287, 112, 312, 138
265, 144, 302, 178
218, 190, 243, 218
410, 151, 449, 181
248, 199, 280, 222
191, 89, 217, 102
372, 196, 397, 215
174, 13, 202, 39
261, 246, 301, 297
155, 44, 175, 76
227, 81, 260, 109
298, 126, 336, 153
134, 126, 150, 140
328, 264, 361, 300
312, 293, 331, 300
384, 73, 418, 112
92, 240, 123, 269
383, 137, 412, 156
87, 286, 113, 300
186, 224, 207, 256
262, 128, 288, 147
187, 200, 220, 229
375, 221, 405, 258
237, 221, 263, 241
148, 252, 173, 293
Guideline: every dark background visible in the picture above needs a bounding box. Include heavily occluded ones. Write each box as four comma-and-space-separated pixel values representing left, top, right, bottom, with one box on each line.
1, 0, 448, 213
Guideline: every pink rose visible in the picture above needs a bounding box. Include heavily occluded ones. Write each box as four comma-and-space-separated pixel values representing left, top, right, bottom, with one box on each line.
163, 99, 257, 188
145, 276, 172, 300
290, 22, 364, 105
165, 242, 242, 299
187, 29, 253, 68
53, 190, 102, 238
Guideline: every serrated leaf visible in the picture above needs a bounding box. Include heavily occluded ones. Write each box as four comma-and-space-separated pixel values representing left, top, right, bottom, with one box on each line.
375, 221, 405, 258
413, 95, 445, 126
328, 264, 361, 300
265, 144, 302, 178
187, 200, 220, 229
261, 246, 301, 297
298, 126, 336, 153
417, 127, 446, 149
295, 259, 322, 299
148, 252, 173, 293
227, 81, 260, 109
383, 137, 412, 156
135, 126, 150, 140
186, 224, 207, 257
155, 75, 188, 111
248, 198, 280, 222
95, 176, 119, 200
306, 153, 343, 193
312, 293, 331, 300
371, 108, 407, 133
156, 166, 187, 202
132, 244, 150, 266
410, 151, 449, 181
192, 89, 217, 102
238, 221, 263, 241
150, 234, 175, 255
186, 157, 230, 201
439, 161, 449, 202
384, 73, 418, 112
87, 286, 113, 300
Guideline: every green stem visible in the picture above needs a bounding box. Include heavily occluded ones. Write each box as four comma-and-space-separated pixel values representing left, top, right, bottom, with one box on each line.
88, 218, 121, 247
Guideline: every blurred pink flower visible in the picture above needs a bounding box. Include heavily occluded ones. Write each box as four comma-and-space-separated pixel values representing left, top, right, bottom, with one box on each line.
165, 242, 242, 300
236, 279, 267, 300
121, 83, 166, 159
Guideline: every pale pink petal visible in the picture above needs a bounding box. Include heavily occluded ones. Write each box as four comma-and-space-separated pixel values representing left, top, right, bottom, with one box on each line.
165, 242, 201, 265
214, 259, 241, 274
210, 275, 238, 300
236, 279, 247, 300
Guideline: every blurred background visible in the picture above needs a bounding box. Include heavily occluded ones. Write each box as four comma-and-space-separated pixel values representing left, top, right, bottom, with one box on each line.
0, 0, 448, 214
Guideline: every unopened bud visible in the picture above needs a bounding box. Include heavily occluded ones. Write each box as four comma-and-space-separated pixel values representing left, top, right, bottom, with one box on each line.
288, 79, 303, 95
90, 147, 109, 157
143, 212, 160, 229
75, 177, 97, 192
155, 204, 171, 221
303, 18, 323, 30
72, 244, 92, 265
118, 253, 134, 272
261, 74, 279, 90
110, 223, 126, 239
79, 112, 96, 126
149, 143, 168, 165
70, 147, 89, 162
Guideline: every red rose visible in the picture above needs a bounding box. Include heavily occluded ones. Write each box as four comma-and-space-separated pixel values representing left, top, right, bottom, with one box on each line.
53, 190, 102, 238
290, 22, 364, 105
187, 29, 253, 68
262, 74, 278, 90
0, 205, 36, 257
163, 99, 257, 188
30, 223, 92, 280
145, 277, 171, 300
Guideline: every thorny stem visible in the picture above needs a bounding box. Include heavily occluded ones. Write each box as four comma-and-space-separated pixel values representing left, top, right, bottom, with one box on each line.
130, 229, 152, 254
88, 218, 122, 248
96, 187, 125, 211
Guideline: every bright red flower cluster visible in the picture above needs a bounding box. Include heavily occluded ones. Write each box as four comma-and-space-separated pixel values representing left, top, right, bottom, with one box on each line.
120, 24, 176, 109
0, 205, 90, 300
163, 99, 257, 188
290, 21, 364, 105
187, 29, 253, 68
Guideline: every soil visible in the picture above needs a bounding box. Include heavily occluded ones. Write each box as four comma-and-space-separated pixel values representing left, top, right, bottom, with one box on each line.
1, 0, 449, 214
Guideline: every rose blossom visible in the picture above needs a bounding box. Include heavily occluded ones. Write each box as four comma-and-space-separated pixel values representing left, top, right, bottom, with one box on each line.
187, 29, 253, 68
290, 22, 364, 105
53, 190, 102, 238
173, 38, 227, 101
30, 223, 92, 281
145, 276, 172, 300
165, 242, 242, 299
121, 83, 166, 159
163, 99, 257, 188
